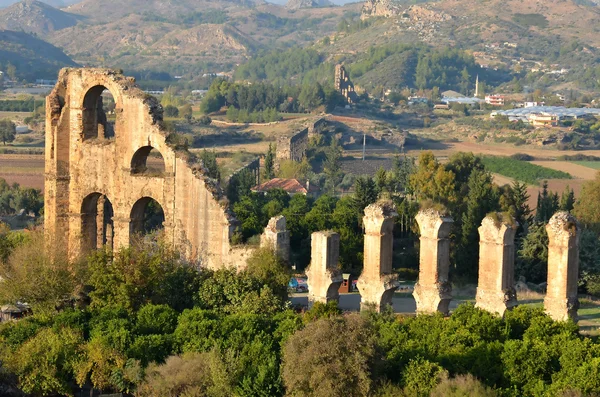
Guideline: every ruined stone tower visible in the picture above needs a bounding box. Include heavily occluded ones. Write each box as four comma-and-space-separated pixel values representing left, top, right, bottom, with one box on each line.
475, 214, 518, 316
413, 209, 453, 314
357, 201, 399, 311
45, 68, 239, 268
545, 212, 580, 322
334, 65, 357, 104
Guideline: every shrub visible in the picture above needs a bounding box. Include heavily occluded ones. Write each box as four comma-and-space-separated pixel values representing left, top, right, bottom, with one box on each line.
136, 304, 178, 335
282, 314, 380, 397
402, 357, 448, 397
136, 352, 217, 397
430, 374, 498, 397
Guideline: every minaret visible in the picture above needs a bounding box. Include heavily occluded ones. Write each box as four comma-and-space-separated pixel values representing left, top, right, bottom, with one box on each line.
475, 74, 479, 98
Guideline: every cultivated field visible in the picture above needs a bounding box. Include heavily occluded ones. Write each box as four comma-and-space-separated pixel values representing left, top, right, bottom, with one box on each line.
573, 161, 600, 170
531, 161, 598, 180
0, 154, 44, 190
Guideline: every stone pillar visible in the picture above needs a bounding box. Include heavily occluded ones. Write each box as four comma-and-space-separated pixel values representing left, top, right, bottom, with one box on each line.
413, 209, 453, 315
545, 212, 580, 322
261, 215, 290, 262
475, 214, 518, 316
306, 231, 343, 307
357, 202, 399, 312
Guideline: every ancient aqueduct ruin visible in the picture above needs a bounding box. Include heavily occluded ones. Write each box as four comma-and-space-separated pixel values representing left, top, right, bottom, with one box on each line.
45, 68, 581, 321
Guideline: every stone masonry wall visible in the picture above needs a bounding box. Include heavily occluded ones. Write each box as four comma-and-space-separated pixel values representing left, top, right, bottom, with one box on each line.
45, 68, 237, 269
276, 128, 309, 163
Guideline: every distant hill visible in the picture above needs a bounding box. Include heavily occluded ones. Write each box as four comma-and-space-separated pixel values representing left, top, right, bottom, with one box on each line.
286, 0, 334, 10
0, 29, 76, 80
0, 0, 80, 36
0, 0, 79, 8
42, 0, 353, 75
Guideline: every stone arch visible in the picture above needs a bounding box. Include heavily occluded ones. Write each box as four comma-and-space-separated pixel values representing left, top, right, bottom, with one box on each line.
129, 196, 165, 237
131, 146, 166, 176
82, 85, 118, 141
81, 192, 114, 253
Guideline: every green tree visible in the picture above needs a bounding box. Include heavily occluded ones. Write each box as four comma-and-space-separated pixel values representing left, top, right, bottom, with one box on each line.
264, 143, 275, 180
574, 173, 600, 232
0, 119, 16, 145
516, 222, 549, 283
200, 149, 221, 181
180, 104, 193, 121
536, 181, 559, 223
0, 231, 84, 314
500, 181, 533, 239
323, 139, 343, 194
87, 242, 201, 312
298, 82, 325, 111
560, 186, 575, 212
282, 314, 379, 397
4, 327, 83, 396
457, 169, 498, 279
164, 105, 179, 118
353, 176, 379, 214
410, 151, 457, 209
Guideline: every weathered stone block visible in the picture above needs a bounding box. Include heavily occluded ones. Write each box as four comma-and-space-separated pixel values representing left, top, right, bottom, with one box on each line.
306, 231, 343, 307
544, 212, 580, 322
357, 201, 399, 312
260, 215, 291, 262
475, 214, 518, 316
413, 209, 453, 315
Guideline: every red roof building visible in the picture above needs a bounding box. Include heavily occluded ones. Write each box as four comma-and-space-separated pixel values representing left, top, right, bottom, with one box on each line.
252, 178, 318, 196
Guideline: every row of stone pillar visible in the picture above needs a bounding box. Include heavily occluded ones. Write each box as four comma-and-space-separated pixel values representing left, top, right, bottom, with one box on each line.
306, 202, 581, 322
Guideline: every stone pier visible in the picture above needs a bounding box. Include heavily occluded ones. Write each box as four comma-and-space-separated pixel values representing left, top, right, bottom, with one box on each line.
544, 212, 580, 322
260, 215, 291, 262
306, 231, 343, 307
413, 209, 453, 315
357, 201, 399, 312
475, 214, 518, 316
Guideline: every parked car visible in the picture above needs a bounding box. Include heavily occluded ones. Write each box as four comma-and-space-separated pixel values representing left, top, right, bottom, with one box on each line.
288, 277, 309, 293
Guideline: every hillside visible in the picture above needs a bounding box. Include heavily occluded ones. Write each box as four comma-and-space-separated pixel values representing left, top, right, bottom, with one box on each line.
0, 0, 79, 7
44, 0, 353, 75
304, 0, 600, 91
0, 0, 80, 35
0, 29, 76, 80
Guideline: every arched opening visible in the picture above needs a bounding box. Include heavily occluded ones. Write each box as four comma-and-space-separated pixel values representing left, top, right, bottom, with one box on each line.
81, 193, 114, 253
130, 197, 165, 237
82, 85, 117, 141
131, 146, 166, 176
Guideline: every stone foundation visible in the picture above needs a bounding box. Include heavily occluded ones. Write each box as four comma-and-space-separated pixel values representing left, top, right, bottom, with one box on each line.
544, 212, 580, 322
413, 209, 453, 314
306, 231, 343, 307
475, 214, 518, 316
357, 201, 399, 312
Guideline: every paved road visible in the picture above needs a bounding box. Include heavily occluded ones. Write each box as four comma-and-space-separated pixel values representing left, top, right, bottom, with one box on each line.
291, 293, 464, 314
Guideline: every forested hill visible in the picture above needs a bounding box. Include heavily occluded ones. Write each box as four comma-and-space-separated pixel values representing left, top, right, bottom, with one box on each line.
0, 29, 76, 80
234, 45, 511, 94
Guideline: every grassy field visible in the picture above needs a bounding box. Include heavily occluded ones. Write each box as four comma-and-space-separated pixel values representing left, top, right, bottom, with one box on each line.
482, 156, 572, 185
572, 161, 600, 170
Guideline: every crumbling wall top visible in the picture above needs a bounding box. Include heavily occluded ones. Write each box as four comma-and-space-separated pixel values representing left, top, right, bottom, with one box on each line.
547, 211, 579, 240
266, 215, 287, 232
479, 213, 517, 244
416, 209, 453, 239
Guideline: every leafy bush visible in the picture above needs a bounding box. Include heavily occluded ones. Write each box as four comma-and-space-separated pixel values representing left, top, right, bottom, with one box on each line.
282, 314, 379, 397
430, 374, 497, 397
